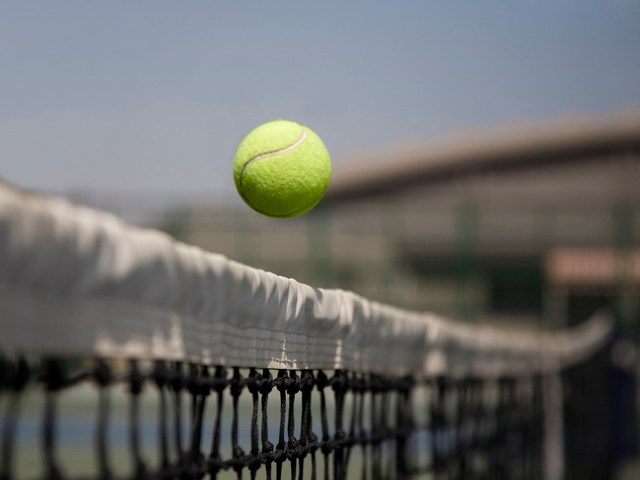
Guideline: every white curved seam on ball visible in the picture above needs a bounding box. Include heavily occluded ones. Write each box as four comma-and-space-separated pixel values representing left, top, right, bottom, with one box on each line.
239, 129, 308, 183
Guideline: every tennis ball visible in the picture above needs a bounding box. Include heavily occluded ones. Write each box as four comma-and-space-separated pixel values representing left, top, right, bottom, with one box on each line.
233, 120, 332, 218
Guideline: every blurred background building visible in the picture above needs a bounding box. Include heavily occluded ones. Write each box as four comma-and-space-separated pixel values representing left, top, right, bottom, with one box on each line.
162, 111, 640, 335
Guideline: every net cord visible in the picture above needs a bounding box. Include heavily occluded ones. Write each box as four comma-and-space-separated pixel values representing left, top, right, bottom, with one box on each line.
0, 181, 613, 377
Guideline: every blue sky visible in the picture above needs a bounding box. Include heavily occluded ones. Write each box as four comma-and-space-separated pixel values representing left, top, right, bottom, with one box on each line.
1, 1, 639, 205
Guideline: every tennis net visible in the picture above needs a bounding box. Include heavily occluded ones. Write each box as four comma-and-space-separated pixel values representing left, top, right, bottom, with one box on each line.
0, 181, 613, 480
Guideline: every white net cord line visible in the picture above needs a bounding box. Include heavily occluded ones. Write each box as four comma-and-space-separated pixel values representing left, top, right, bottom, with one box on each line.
0, 180, 613, 376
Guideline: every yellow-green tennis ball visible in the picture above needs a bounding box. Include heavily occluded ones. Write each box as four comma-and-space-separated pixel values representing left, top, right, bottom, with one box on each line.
233, 120, 332, 218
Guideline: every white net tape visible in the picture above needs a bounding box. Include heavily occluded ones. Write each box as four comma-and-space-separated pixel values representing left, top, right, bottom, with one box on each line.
0, 181, 612, 376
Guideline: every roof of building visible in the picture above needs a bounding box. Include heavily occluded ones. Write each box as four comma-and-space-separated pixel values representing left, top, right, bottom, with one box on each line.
326, 110, 640, 202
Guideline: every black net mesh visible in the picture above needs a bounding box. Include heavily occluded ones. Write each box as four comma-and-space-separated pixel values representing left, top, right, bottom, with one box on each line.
0, 356, 545, 480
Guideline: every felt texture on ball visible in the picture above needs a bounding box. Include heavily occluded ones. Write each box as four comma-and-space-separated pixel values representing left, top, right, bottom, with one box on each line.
233, 120, 332, 218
